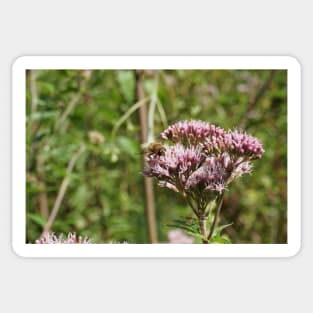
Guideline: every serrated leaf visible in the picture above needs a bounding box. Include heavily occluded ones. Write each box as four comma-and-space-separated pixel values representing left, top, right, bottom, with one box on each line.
213, 222, 233, 237
210, 235, 232, 244
166, 223, 195, 234
166, 218, 200, 234
185, 231, 204, 240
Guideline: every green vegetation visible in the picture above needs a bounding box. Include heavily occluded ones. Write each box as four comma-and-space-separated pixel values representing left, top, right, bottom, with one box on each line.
26, 69, 287, 244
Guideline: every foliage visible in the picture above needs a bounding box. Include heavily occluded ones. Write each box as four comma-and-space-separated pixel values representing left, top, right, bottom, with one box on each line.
26, 69, 287, 244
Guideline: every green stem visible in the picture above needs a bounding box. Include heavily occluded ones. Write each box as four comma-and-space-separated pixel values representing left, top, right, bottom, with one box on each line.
199, 216, 208, 244
111, 97, 148, 138
147, 72, 159, 143
207, 194, 224, 242
183, 193, 199, 218
156, 99, 168, 129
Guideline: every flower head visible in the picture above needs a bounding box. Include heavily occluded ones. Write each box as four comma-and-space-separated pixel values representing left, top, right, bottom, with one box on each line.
168, 229, 194, 244
144, 143, 203, 191
185, 154, 233, 193
161, 120, 226, 146
226, 130, 264, 159
35, 232, 91, 244
203, 130, 264, 160
144, 120, 264, 216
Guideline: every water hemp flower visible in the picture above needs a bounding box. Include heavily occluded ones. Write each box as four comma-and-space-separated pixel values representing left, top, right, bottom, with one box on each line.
35, 232, 91, 244
144, 120, 264, 243
168, 229, 194, 244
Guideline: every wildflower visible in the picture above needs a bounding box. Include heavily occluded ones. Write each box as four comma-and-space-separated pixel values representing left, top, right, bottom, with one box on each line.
144, 143, 203, 192
146, 121, 264, 199
227, 130, 264, 159
161, 120, 226, 146
35, 232, 91, 244
168, 229, 194, 244
203, 130, 264, 160
185, 154, 233, 193
144, 119, 264, 243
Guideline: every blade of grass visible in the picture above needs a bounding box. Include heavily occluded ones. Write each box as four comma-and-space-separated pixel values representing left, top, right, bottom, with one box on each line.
157, 99, 168, 130
111, 97, 148, 138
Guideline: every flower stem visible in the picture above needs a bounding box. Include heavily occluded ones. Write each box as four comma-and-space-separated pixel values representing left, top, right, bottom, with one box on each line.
207, 194, 224, 242
199, 216, 208, 244
135, 70, 158, 243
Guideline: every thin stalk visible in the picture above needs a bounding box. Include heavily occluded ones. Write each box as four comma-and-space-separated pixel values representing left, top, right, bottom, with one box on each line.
147, 72, 159, 143
183, 193, 199, 218
36, 154, 49, 219
156, 100, 168, 130
199, 216, 208, 244
41, 145, 86, 236
207, 194, 224, 242
30, 70, 38, 117
55, 72, 91, 132
111, 97, 148, 138
204, 195, 218, 219
27, 70, 38, 170
135, 70, 158, 243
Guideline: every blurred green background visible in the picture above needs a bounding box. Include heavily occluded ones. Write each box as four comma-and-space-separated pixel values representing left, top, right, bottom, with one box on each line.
26, 69, 287, 244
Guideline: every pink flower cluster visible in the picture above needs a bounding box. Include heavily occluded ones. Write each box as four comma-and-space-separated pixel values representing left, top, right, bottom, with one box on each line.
161, 120, 264, 159
185, 154, 253, 194
35, 232, 91, 244
204, 130, 264, 160
161, 120, 226, 146
144, 120, 264, 199
144, 144, 203, 192
185, 154, 231, 193
224, 130, 264, 159
168, 229, 194, 244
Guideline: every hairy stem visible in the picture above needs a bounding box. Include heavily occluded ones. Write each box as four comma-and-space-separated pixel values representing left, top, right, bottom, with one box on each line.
207, 194, 224, 242
199, 216, 208, 244
183, 193, 199, 218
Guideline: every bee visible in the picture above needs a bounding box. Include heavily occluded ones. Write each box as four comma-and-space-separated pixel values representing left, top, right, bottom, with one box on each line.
143, 142, 166, 157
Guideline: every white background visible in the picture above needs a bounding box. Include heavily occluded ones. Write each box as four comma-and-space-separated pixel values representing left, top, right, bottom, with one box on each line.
0, 1, 310, 312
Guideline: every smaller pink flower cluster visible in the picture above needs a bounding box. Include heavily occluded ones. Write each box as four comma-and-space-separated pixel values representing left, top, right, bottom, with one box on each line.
185, 154, 230, 193
168, 229, 194, 244
35, 232, 91, 244
161, 120, 225, 146
162, 120, 264, 160
144, 144, 202, 189
204, 130, 264, 160
185, 154, 253, 194
225, 131, 264, 159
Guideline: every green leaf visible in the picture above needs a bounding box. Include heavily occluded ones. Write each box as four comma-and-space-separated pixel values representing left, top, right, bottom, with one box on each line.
213, 222, 233, 237
185, 231, 205, 240
210, 235, 232, 244
166, 218, 200, 235
27, 213, 47, 227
